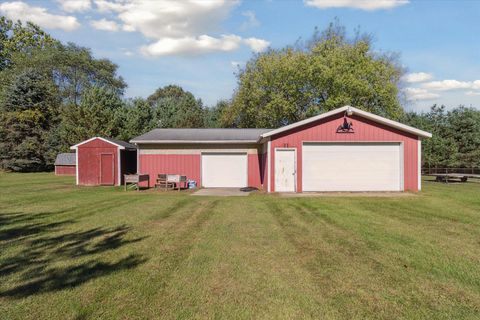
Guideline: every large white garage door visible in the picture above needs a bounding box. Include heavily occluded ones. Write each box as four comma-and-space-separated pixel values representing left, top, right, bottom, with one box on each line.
302, 143, 401, 192
202, 153, 247, 188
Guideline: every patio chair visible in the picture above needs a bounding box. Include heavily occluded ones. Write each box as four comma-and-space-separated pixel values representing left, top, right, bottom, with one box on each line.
155, 174, 175, 190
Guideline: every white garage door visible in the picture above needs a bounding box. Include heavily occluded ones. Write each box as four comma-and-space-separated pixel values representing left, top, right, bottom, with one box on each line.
302, 143, 401, 192
202, 153, 247, 188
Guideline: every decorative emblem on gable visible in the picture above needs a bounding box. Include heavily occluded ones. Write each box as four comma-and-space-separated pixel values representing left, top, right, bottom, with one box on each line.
336, 116, 354, 133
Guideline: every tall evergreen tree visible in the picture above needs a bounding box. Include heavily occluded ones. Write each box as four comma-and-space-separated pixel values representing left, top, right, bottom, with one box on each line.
0, 68, 59, 171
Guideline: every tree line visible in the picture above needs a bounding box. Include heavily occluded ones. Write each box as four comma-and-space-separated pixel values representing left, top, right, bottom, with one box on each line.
0, 17, 478, 171
405, 105, 480, 169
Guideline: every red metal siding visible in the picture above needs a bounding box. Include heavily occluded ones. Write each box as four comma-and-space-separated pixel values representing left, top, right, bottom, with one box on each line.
55, 165, 76, 176
139, 152, 265, 189
139, 154, 201, 187
269, 113, 420, 192
78, 139, 119, 186
248, 154, 263, 189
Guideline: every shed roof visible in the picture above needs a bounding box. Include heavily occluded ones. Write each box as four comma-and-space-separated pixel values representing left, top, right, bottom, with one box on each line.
102, 137, 137, 149
70, 137, 137, 150
55, 153, 76, 166
130, 128, 272, 144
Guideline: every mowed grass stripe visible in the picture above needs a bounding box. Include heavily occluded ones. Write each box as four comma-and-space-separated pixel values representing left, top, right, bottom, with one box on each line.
1, 173, 480, 319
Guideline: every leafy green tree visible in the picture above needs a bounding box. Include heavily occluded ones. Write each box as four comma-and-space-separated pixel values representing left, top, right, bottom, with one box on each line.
0, 17, 57, 71
148, 85, 205, 128
226, 21, 405, 128
204, 100, 230, 128
59, 87, 124, 146
116, 98, 155, 141
0, 68, 59, 171
4, 43, 126, 105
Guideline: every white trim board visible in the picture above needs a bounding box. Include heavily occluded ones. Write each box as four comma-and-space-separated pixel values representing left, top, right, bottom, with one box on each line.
117, 148, 121, 186
418, 140, 422, 191
70, 137, 126, 150
75, 151, 79, 185
267, 139, 271, 192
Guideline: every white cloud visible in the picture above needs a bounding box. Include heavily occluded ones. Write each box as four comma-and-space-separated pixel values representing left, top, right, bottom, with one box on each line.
57, 0, 91, 12
141, 34, 269, 57
404, 88, 440, 101
466, 91, 480, 96
122, 24, 135, 32
92, 0, 269, 57
240, 10, 260, 30
243, 37, 270, 52
94, 0, 124, 12
90, 18, 119, 31
124, 50, 134, 57
402, 72, 433, 83
421, 80, 479, 91
305, 0, 409, 11
0, 1, 80, 31
106, 0, 239, 39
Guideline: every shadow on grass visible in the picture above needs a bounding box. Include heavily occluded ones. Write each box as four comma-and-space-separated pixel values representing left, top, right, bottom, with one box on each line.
0, 254, 146, 298
0, 211, 148, 298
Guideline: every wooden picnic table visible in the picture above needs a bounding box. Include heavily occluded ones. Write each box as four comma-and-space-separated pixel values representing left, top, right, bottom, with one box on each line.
425, 173, 480, 183
124, 174, 149, 191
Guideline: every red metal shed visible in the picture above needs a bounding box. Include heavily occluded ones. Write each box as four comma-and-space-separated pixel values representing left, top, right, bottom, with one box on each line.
70, 137, 137, 186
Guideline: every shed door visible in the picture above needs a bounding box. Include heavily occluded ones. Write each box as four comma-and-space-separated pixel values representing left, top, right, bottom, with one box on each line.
201, 153, 247, 188
100, 153, 114, 185
302, 143, 401, 192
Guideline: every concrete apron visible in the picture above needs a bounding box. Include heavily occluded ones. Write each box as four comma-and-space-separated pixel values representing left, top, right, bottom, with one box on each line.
191, 188, 251, 197
280, 191, 415, 197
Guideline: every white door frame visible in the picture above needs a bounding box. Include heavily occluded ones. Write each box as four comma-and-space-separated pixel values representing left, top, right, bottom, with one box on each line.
301, 141, 404, 192
200, 152, 248, 188
274, 147, 297, 192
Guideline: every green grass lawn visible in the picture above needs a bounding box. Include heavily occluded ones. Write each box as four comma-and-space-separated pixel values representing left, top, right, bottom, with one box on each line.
1, 173, 480, 320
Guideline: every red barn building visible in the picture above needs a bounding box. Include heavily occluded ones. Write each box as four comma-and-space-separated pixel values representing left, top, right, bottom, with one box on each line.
131, 106, 431, 192
70, 137, 137, 186
54, 153, 76, 176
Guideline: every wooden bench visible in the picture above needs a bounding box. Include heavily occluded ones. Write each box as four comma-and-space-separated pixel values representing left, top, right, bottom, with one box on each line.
155, 174, 187, 191
124, 174, 150, 191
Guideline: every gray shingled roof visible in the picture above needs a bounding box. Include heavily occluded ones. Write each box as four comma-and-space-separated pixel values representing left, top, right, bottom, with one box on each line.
55, 153, 76, 166
130, 128, 273, 143
102, 137, 137, 150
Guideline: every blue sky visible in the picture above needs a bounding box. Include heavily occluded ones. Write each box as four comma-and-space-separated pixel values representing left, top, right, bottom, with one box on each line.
1, 0, 479, 112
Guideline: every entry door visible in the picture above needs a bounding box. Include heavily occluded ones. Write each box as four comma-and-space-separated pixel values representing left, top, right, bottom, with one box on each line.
275, 149, 296, 192
201, 153, 247, 188
100, 153, 114, 185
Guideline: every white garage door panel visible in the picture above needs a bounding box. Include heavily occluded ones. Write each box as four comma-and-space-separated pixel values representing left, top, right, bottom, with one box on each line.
303, 143, 401, 191
202, 153, 247, 188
